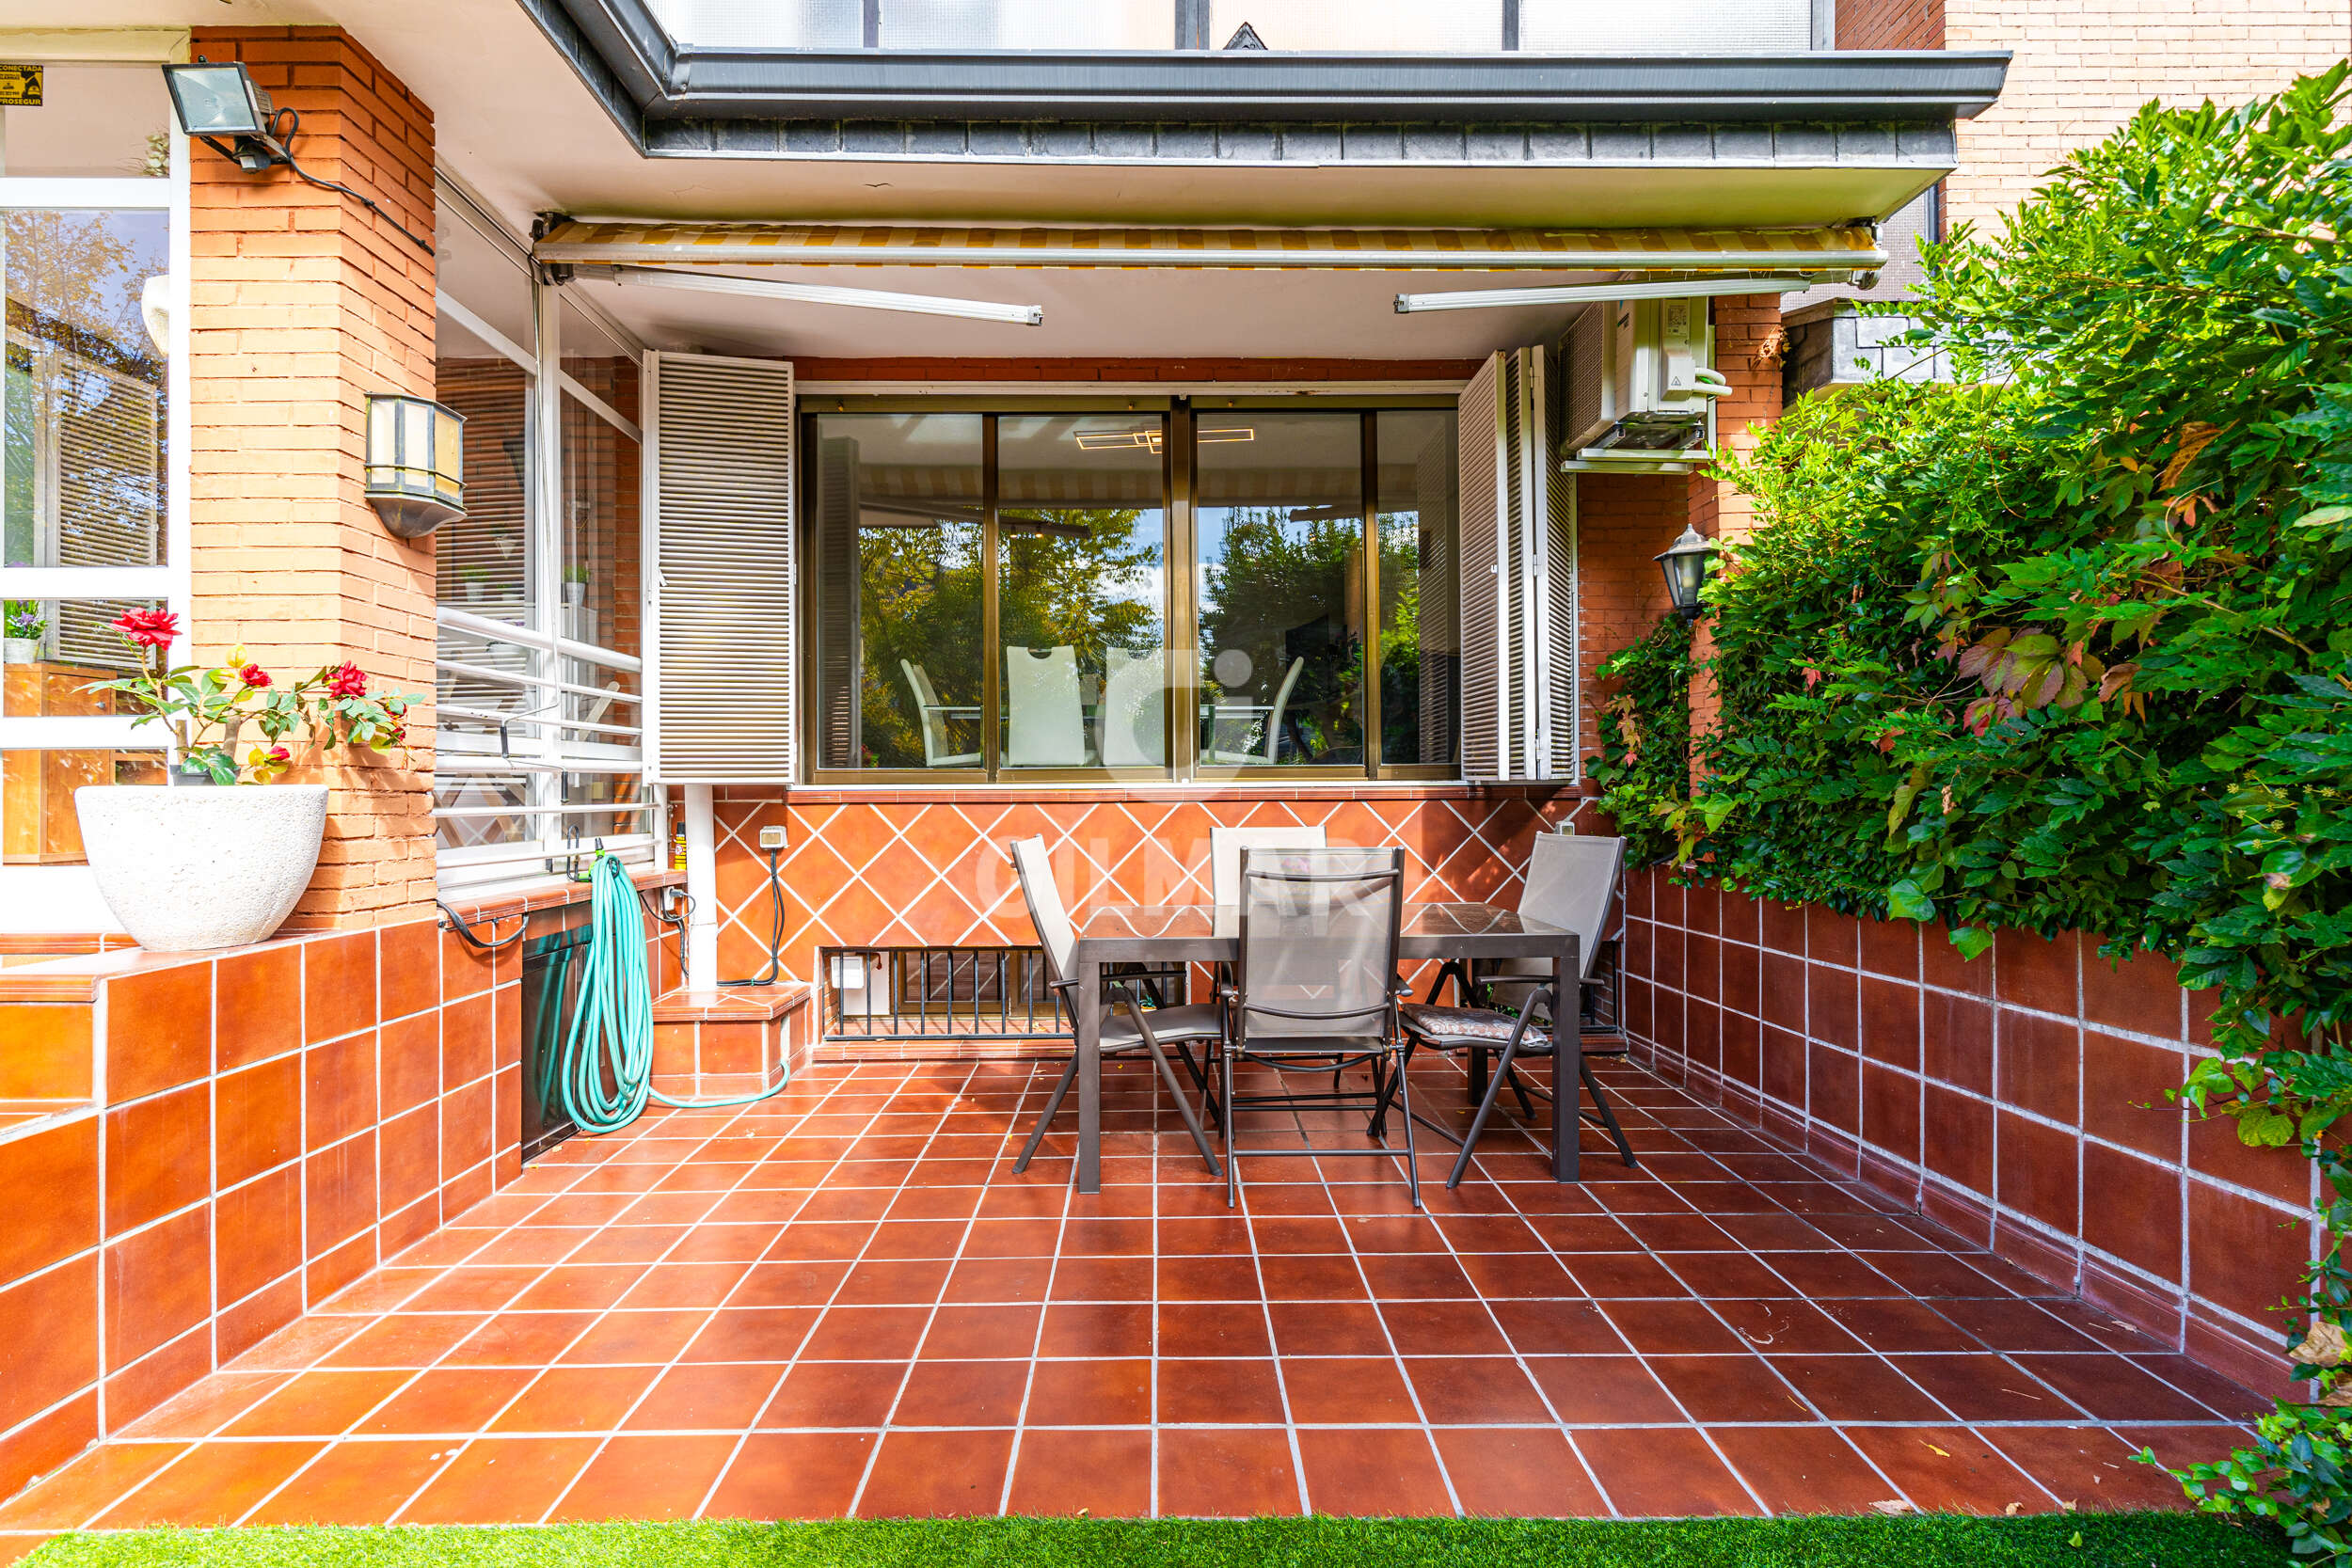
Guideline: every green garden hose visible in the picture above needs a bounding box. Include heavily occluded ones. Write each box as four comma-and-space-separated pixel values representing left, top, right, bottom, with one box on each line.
559, 852, 791, 1134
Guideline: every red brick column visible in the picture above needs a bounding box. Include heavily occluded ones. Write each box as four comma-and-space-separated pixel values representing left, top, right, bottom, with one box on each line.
187, 26, 437, 927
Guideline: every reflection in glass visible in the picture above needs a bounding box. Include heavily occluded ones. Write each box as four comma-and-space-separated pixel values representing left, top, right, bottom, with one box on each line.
1, 65, 170, 179
996, 416, 1166, 772
434, 318, 532, 626
1376, 410, 1460, 767
810, 414, 985, 770
4, 595, 164, 865
3, 209, 168, 672
1197, 413, 1364, 767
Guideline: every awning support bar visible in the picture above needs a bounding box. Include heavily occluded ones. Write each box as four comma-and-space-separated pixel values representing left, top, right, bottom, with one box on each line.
1396, 274, 1830, 313
575, 263, 1045, 325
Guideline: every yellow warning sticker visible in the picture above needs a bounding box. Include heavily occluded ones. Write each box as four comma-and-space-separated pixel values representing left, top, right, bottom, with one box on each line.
0, 65, 42, 107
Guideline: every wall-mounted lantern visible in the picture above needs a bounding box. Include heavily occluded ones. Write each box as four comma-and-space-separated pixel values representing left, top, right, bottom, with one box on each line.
365, 394, 466, 539
1655, 525, 1719, 620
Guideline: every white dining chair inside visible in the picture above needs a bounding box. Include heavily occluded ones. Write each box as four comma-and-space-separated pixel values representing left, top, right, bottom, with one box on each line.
900, 659, 980, 768
1097, 644, 1166, 768
1004, 644, 1090, 768
1204, 655, 1305, 765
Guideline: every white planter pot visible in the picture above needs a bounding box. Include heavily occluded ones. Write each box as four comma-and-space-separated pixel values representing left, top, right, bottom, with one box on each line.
74, 784, 328, 953
2, 638, 37, 664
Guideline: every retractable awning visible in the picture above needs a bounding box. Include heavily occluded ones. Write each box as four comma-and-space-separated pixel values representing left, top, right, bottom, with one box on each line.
535, 220, 1886, 274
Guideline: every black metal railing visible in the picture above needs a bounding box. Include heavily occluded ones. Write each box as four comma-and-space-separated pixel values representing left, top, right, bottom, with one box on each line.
818, 944, 1191, 1044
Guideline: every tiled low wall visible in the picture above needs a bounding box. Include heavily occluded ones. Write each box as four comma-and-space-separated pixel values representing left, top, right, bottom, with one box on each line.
0, 872, 682, 1501
1617, 868, 2313, 1396
701, 785, 1584, 1007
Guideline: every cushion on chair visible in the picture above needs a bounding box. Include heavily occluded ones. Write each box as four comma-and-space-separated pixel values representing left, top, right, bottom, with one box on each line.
1399, 1004, 1550, 1049
1102, 1003, 1225, 1048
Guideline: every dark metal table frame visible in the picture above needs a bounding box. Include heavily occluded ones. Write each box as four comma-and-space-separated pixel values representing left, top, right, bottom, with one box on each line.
1067, 902, 1581, 1193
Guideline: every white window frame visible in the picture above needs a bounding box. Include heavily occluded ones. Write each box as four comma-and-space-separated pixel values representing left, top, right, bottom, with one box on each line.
0, 60, 190, 933
430, 181, 660, 894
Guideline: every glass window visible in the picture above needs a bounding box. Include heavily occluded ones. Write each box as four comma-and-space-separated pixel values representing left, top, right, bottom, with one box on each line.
1207, 0, 1502, 50
1, 65, 169, 179
1197, 412, 1365, 768
809, 413, 985, 772
4, 595, 166, 865
996, 416, 1167, 773
884, 0, 1174, 49
433, 314, 532, 626
1375, 409, 1459, 768
1518, 0, 1807, 52
3, 209, 168, 573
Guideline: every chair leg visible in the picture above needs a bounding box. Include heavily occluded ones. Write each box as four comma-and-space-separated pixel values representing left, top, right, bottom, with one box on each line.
1370, 1037, 1417, 1138
1504, 1064, 1538, 1120
1013, 1053, 1083, 1174
1395, 1043, 1422, 1212
1221, 1047, 1239, 1209
1143, 1035, 1222, 1176
1447, 1037, 1521, 1190
1581, 1054, 1638, 1167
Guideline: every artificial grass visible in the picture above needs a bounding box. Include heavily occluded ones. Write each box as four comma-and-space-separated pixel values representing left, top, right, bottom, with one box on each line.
24, 1514, 2289, 1568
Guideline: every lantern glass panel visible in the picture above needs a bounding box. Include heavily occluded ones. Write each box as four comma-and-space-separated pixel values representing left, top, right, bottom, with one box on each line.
434, 407, 464, 499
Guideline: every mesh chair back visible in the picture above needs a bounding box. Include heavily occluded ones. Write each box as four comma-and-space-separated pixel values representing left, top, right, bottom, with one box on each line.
1520, 832, 1624, 982
1007, 836, 1076, 985
1209, 824, 1327, 906
1234, 846, 1403, 1042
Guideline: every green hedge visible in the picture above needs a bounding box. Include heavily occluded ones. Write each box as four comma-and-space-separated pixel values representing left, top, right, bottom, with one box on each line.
1588, 68, 2352, 1554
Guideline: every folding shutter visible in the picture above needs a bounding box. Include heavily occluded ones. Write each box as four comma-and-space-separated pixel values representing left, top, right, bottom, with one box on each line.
1454, 347, 1580, 784
647, 353, 796, 783
1455, 355, 1504, 781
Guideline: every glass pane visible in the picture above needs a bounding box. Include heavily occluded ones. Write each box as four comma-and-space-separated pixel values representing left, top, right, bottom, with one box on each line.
1197, 413, 1365, 768
885, 0, 1174, 48
1207, 0, 1502, 50
559, 390, 643, 684
810, 413, 984, 771
1375, 410, 1459, 767
4, 747, 164, 865
2, 64, 169, 179
648, 0, 862, 47
433, 774, 530, 852
434, 313, 532, 626
1519, 0, 1807, 51
3, 595, 156, 716
436, 202, 535, 356
560, 299, 638, 425
995, 416, 1168, 773
3, 210, 168, 572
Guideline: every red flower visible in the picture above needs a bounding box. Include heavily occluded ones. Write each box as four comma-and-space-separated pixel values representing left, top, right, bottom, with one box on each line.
237, 663, 271, 689
325, 662, 368, 699
266, 745, 291, 764
112, 609, 181, 649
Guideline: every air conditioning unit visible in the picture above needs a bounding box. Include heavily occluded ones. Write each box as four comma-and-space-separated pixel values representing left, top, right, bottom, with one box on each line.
1559, 296, 1730, 474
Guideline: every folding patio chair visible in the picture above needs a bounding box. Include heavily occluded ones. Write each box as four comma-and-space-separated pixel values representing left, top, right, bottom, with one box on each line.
1217, 845, 1419, 1211
1395, 831, 1638, 1187
1006, 836, 1223, 1176
1208, 823, 1327, 906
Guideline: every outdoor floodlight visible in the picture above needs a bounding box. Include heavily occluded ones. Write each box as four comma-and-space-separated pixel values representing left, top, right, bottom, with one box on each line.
162, 61, 287, 172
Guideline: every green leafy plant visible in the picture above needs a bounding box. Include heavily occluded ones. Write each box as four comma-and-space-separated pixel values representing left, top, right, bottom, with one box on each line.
2, 597, 43, 641
1589, 66, 2352, 1549
85, 610, 416, 784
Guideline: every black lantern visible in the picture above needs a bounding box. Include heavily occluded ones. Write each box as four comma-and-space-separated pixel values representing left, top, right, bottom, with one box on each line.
1655, 525, 1718, 620
365, 393, 466, 539
162, 61, 289, 173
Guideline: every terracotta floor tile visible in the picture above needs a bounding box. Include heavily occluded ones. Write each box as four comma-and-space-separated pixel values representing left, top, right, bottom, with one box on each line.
835, 1259, 951, 1307
1038, 1302, 1153, 1359
245, 1439, 453, 1525
113, 1372, 294, 1439
1157, 1302, 1272, 1359
761, 1361, 908, 1429
856, 1428, 1013, 1517
944, 1258, 1054, 1304
1158, 1358, 1287, 1425
1434, 1426, 1605, 1517
548, 1433, 739, 1521
356, 1368, 535, 1435
1266, 1300, 1390, 1356
1710, 1297, 1867, 1355
491, 1365, 661, 1433
1158, 1256, 1263, 1301
1024, 1357, 1151, 1425
1005, 1428, 1152, 1516
321, 1313, 487, 1369
1769, 1354, 1949, 1422
396, 1436, 602, 1525
96, 1440, 324, 1528
1525, 1356, 1681, 1425
1047, 1256, 1154, 1301
919, 1303, 1041, 1359
799, 1307, 930, 1361
2010, 1354, 2228, 1423
562, 1309, 715, 1366
1280, 1355, 1419, 1424
1842, 1425, 2051, 1514
1602, 1300, 1748, 1356
0, 1444, 188, 1528
1158, 1427, 1302, 1517
892, 1358, 1028, 1427
1574, 1426, 1761, 1518
221, 1370, 413, 1437
443, 1312, 599, 1367
677, 1307, 818, 1364
1296, 1427, 1454, 1516
1898, 1354, 2084, 1422
626, 1363, 787, 1431
1709, 1425, 1906, 1515
1405, 1356, 1554, 1424
1258, 1255, 1373, 1301
712, 1430, 881, 1515
1647, 1354, 1813, 1423
1357, 1254, 1477, 1300
1488, 1299, 1626, 1356
1980, 1425, 2197, 1512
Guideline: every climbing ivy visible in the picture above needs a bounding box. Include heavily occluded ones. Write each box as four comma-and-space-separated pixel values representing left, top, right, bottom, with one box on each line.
1586, 68, 2352, 1552
1591, 614, 1692, 869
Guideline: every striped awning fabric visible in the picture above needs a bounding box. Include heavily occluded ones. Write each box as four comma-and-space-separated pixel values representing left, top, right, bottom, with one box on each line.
537, 220, 1884, 273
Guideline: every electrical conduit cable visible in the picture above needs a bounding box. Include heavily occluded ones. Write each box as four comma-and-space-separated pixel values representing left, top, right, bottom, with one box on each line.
560, 853, 793, 1135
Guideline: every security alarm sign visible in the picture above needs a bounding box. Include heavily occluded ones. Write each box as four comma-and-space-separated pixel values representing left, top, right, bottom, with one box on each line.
0, 65, 40, 106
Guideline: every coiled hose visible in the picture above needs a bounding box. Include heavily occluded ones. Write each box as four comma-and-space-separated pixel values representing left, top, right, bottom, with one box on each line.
560, 853, 791, 1133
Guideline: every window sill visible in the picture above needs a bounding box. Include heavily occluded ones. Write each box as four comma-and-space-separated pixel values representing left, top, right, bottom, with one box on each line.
772, 780, 1584, 805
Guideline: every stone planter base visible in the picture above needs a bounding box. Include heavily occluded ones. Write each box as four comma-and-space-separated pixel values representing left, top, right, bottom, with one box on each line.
73, 784, 328, 952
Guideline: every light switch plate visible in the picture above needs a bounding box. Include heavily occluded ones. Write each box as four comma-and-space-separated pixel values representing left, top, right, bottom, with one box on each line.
757, 826, 787, 851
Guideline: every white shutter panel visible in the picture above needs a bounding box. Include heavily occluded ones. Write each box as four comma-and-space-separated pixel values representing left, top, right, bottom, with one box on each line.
1456, 355, 1504, 782
648, 353, 796, 783
1457, 347, 1580, 784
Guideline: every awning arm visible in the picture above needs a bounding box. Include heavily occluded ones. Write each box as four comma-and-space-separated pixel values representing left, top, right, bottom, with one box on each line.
573, 262, 1045, 325
1396, 274, 1834, 313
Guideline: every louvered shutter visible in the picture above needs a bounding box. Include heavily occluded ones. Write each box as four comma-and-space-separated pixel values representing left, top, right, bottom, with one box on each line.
52, 354, 162, 666
647, 353, 796, 783
813, 436, 860, 769
1455, 348, 1580, 784
1455, 356, 1504, 781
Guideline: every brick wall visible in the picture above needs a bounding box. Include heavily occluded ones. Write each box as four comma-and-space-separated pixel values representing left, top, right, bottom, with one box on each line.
1943, 0, 2348, 231
1836, 0, 1946, 48
1617, 869, 2315, 1396
187, 26, 438, 927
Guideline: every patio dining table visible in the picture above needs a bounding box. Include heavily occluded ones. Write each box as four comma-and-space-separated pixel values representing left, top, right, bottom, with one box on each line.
1065, 901, 1581, 1192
